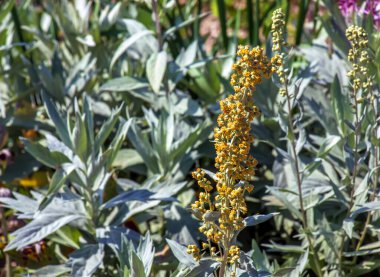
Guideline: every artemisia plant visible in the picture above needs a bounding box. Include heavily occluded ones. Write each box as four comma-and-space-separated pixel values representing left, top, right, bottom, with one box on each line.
187, 46, 276, 276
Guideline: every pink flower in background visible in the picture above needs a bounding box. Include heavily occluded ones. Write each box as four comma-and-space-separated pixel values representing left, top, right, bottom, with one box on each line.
362, 0, 380, 26
338, 0, 358, 16
338, 0, 380, 27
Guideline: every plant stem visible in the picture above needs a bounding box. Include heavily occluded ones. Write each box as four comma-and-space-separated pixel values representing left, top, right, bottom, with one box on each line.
218, 250, 228, 277
348, 96, 360, 209
152, 0, 163, 51
284, 83, 322, 277
219, 236, 229, 277
353, 149, 378, 262
353, 97, 380, 263
151, 0, 171, 100
338, 89, 361, 273
285, 89, 307, 227
0, 207, 11, 277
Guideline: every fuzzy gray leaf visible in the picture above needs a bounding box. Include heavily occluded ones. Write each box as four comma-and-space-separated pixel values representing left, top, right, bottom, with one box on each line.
166, 239, 197, 268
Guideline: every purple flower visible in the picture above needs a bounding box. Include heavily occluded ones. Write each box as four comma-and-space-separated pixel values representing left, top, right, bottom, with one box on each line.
338, 0, 380, 28
338, 0, 358, 16
362, 0, 380, 26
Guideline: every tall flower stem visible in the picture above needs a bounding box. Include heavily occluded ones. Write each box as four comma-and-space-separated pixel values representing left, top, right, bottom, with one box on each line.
283, 83, 323, 277
271, 8, 322, 276
284, 86, 307, 227
338, 25, 371, 272
353, 151, 378, 261
348, 94, 361, 210
338, 89, 361, 273
353, 97, 379, 263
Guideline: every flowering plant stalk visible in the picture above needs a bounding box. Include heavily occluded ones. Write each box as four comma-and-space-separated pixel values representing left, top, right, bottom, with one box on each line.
345, 25, 372, 212
339, 25, 377, 269
270, 8, 323, 276
188, 46, 275, 276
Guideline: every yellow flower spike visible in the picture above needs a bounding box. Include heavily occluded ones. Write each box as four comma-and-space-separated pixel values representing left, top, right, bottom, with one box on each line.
346, 26, 372, 97
270, 8, 288, 96
189, 45, 274, 269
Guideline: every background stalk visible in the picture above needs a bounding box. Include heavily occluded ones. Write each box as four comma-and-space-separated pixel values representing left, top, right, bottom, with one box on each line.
295, 0, 309, 45
216, 0, 228, 50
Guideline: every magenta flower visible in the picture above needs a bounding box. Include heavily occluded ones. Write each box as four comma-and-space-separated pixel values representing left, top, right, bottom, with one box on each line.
362, 0, 380, 27
338, 0, 380, 28
338, 0, 358, 16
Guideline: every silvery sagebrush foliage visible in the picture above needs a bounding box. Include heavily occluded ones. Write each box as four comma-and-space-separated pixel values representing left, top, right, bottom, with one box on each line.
0, 0, 379, 277
0, 1, 218, 276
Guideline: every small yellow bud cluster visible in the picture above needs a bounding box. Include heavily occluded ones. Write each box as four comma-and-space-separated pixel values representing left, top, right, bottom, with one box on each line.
201, 242, 217, 256
228, 245, 241, 264
187, 245, 200, 261
270, 8, 287, 96
346, 26, 372, 95
192, 168, 213, 192
189, 45, 276, 267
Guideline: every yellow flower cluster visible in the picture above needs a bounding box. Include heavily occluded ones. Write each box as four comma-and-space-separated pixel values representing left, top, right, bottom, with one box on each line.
271, 8, 287, 96
188, 45, 276, 266
187, 244, 200, 261
228, 245, 240, 264
346, 26, 372, 97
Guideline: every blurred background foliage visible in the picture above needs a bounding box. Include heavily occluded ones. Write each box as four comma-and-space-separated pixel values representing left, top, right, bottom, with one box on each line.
0, 0, 379, 276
